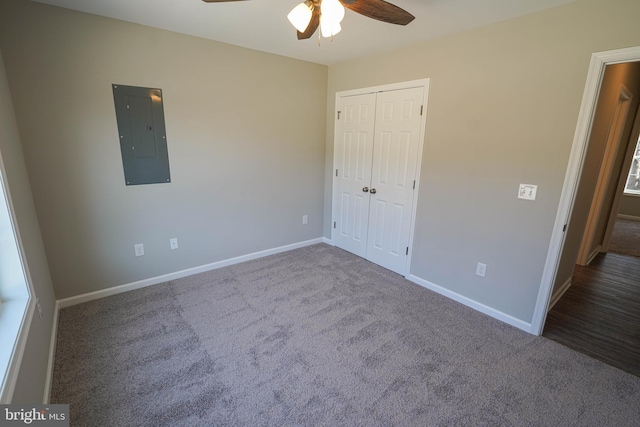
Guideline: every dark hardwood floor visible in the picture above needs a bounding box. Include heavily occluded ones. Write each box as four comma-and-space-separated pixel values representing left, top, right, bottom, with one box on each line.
543, 252, 640, 377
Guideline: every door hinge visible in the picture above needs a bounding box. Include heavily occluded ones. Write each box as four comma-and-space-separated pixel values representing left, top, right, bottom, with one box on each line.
413, 180, 416, 190
563, 224, 567, 232
333, 221, 336, 229
337, 111, 341, 120
406, 247, 409, 255
420, 105, 423, 116
335, 169, 338, 177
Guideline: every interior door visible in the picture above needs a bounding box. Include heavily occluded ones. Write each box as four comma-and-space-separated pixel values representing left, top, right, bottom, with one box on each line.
333, 85, 425, 275
366, 87, 424, 273
333, 93, 376, 257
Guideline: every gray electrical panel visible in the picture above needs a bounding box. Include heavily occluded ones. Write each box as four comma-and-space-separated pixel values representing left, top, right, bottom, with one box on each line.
112, 84, 171, 185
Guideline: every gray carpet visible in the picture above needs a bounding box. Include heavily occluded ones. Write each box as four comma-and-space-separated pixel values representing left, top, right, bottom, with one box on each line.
50, 244, 640, 426
609, 218, 640, 258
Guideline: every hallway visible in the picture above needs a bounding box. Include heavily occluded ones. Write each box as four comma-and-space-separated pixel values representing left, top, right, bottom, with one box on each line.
544, 252, 640, 377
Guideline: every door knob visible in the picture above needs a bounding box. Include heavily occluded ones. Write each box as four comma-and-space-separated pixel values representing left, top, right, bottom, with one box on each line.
370, 188, 377, 194
362, 187, 369, 193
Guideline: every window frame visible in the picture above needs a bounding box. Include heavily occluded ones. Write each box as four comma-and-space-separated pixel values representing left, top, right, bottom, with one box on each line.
0, 149, 36, 404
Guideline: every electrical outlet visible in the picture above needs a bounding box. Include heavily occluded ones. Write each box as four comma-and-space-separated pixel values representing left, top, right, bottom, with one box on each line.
170, 238, 178, 250
134, 243, 144, 257
476, 262, 487, 278
302, 215, 308, 225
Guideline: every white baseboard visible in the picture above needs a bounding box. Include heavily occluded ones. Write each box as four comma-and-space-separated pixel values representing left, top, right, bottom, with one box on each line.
586, 245, 601, 266
42, 300, 59, 404
322, 237, 332, 245
617, 214, 640, 221
57, 237, 324, 309
406, 274, 534, 334
548, 277, 572, 312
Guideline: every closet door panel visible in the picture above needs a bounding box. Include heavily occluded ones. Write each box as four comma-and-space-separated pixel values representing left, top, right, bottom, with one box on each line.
333, 93, 376, 257
366, 87, 424, 274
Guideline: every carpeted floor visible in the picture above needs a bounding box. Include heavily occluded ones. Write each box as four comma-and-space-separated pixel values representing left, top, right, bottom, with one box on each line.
50, 244, 640, 426
609, 218, 640, 258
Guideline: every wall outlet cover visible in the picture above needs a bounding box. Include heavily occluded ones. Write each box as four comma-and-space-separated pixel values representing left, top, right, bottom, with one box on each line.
518, 184, 538, 201
476, 262, 487, 277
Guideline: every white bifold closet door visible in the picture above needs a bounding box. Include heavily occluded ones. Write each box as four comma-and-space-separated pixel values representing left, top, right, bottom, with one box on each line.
333, 86, 424, 275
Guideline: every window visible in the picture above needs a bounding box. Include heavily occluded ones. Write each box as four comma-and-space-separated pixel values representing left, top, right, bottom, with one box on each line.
0, 163, 33, 403
624, 136, 640, 195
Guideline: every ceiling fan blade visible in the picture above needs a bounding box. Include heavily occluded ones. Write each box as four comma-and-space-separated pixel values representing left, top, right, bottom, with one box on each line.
340, 0, 414, 25
297, 10, 320, 40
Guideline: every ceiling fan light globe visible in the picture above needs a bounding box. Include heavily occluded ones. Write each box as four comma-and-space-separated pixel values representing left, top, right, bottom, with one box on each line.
321, 0, 345, 23
320, 16, 341, 38
287, 2, 313, 33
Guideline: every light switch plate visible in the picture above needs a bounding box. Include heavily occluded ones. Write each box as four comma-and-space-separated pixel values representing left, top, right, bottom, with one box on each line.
134, 243, 144, 257
518, 184, 537, 201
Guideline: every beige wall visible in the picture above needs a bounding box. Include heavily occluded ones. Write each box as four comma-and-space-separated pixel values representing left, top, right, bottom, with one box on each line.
0, 49, 56, 402
555, 62, 640, 294
619, 195, 640, 217
325, 0, 640, 322
0, 0, 327, 299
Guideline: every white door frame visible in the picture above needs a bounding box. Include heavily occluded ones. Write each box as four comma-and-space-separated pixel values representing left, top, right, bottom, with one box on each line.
331, 78, 430, 277
531, 46, 640, 336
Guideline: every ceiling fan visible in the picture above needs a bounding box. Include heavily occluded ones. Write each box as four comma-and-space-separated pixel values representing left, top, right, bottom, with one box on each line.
202, 0, 414, 40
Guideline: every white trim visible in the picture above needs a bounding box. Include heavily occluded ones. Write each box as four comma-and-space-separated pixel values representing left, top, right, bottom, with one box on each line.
331, 78, 430, 277
618, 214, 640, 221
406, 81, 430, 277
621, 192, 640, 198
531, 46, 640, 336
57, 238, 324, 309
548, 278, 572, 312
42, 300, 59, 404
585, 245, 601, 266
407, 274, 534, 333
322, 237, 332, 245
336, 78, 430, 98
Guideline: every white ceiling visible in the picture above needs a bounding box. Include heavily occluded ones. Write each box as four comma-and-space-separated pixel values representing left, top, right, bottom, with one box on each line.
33, 0, 575, 65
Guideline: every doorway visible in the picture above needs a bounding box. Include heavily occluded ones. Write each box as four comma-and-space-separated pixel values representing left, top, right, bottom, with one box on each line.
544, 70, 640, 374
331, 79, 429, 276
576, 84, 633, 266
535, 54, 640, 374
532, 47, 640, 336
